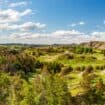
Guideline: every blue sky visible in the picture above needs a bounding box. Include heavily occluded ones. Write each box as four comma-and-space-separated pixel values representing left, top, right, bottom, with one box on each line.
0, 0, 105, 44
31, 0, 105, 32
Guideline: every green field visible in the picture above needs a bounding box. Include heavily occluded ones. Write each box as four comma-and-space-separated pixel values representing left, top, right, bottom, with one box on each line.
0, 45, 105, 105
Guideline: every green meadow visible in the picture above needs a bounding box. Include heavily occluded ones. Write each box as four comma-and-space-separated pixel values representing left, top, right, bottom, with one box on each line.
0, 44, 105, 105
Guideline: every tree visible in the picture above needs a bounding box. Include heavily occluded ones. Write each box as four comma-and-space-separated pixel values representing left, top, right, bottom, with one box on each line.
16, 54, 36, 75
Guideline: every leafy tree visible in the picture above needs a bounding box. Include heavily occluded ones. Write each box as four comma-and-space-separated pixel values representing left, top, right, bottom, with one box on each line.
16, 54, 36, 74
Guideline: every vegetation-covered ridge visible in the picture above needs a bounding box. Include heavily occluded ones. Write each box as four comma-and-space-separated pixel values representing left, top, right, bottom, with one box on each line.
0, 42, 105, 105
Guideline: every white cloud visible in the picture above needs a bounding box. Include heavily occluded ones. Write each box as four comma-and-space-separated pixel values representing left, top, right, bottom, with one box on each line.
0, 22, 46, 31
9, 32, 47, 39
91, 31, 105, 41
0, 9, 32, 23
79, 21, 85, 25
91, 32, 104, 36
3, 30, 105, 44
0, 29, 90, 44
20, 9, 32, 16
69, 21, 85, 27
2, 29, 105, 44
52, 30, 84, 36
0, 23, 10, 30
9, 1, 27, 7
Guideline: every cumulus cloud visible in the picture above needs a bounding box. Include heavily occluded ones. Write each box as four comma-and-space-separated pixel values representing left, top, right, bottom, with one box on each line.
0, 22, 46, 31
9, 1, 28, 7
0, 9, 32, 23
16, 22, 46, 31
2, 29, 105, 44
9, 32, 47, 39
91, 31, 105, 41
0, 29, 90, 44
52, 30, 84, 36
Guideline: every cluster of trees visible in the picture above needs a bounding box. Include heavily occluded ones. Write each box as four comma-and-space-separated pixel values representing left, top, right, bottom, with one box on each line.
0, 54, 36, 75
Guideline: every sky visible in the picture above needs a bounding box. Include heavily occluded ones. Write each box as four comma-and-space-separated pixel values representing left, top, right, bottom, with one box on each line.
0, 0, 105, 44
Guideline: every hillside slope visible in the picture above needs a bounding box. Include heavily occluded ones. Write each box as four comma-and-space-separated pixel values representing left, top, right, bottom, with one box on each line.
81, 41, 105, 50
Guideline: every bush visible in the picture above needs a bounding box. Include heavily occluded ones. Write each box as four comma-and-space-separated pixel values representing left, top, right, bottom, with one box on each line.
58, 53, 74, 60
75, 66, 86, 71
80, 55, 85, 59
75, 66, 81, 71
17, 54, 36, 73
34, 60, 44, 68
100, 65, 104, 70
85, 65, 94, 73
45, 62, 62, 74
61, 66, 73, 76
81, 66, 86, 71
95, 65, 100, 70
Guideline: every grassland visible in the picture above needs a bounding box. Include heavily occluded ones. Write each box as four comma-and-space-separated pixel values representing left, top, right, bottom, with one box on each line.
0, 43, 105, 104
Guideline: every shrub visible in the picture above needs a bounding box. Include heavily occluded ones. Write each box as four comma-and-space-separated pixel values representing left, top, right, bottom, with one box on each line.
81, 66, 86, 71
80, 55, 85, 59
58, 53, 74, 60
100, 65, 104, 70
45, 62, 62, 74
96, 65, 105, 70
85, 65, 94, 73
34, 60, 44, 68
95, 65, 100, 70
75, 66, 81, 71
61, 66, 73, 76
16, 54, 36, 74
